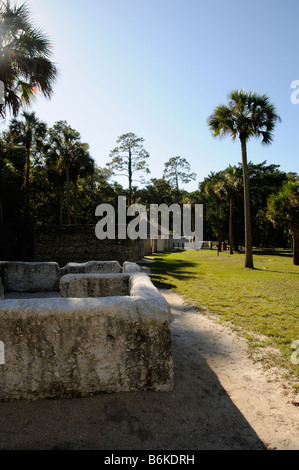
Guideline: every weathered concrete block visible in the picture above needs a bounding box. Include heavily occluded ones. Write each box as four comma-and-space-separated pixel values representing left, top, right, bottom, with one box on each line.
60, 273, 130, 298
61, 261, 122, 276
0, 262, 61, 293
0, 273, 174, 400
123, 261, 141, 273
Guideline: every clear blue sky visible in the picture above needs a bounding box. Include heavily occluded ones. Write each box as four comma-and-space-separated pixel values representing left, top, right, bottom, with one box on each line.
9, 0, 299, 191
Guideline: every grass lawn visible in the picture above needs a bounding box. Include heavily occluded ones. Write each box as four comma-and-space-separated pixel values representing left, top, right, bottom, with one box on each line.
147, 249, 299, 384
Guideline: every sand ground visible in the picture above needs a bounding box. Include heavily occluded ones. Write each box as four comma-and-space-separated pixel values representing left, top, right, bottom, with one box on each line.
0, 280, 298, 450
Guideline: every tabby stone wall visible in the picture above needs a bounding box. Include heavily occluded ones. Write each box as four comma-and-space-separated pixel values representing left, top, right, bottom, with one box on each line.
0, 273, 174, 399
34, 225, 152, 266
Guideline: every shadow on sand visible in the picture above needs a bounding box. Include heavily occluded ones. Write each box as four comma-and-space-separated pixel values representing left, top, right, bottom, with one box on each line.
0, 295, 266, 451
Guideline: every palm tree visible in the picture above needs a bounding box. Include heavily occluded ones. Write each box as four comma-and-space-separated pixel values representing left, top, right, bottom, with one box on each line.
215, 165, 242, 254
0, 1, 58, 118
47, 122, 81, 224
208, 90, 281, 268
69, 143, 95, 224
0, 144, 16, 222
46, 121, 94, 225
44, 147, 65, 225
8, 110, 47, 215
267, 178, 299, 265
204, 172, 222, 255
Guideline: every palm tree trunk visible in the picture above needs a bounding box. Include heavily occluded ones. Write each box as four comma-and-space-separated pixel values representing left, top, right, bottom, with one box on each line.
292, 228, 299, 266
74, 177, 78, 225
229, 196, 234, 255
59, 186, 63, 225
24, 147, 30, 217
66, 167, 71, 225
216, 199, 221, 255
240, 136, 254, 268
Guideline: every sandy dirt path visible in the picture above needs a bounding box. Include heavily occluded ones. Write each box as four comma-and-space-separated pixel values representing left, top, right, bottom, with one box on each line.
161, 289, 298, 451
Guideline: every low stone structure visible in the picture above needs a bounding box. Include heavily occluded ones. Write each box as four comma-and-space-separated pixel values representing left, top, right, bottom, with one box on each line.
0, 261, 61, 293
0, 263, 174, 400
61, 261, 122, 276
60, 273, 131, 298
0, 260, 123, 293
123, 261, 142, 273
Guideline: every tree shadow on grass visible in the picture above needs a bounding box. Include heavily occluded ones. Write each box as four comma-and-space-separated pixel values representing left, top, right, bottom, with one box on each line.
146, 259, 199, 290
150, 274, 176, 290
252, 249, 293, 258
253, 268, 299, 275
151, 272, 199, 289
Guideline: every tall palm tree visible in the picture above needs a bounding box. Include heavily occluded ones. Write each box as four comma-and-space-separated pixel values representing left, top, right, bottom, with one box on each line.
0, 1, 58, 118
208, 90, 281, 268
8, 110, 47, 215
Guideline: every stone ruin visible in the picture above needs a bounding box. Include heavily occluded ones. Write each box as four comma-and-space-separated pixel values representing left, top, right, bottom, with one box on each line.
0, 261, 174, 400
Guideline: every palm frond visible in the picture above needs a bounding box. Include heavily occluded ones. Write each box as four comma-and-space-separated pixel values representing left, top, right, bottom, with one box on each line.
0, 0, 58, 116
208, 89, 280, 145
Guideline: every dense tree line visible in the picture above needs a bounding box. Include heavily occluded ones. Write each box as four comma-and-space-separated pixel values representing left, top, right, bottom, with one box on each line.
196, 162, 296, 252
0, 111, 298, 263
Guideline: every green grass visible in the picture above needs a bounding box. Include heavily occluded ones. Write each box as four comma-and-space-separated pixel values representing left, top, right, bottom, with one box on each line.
146, 249, 299, 384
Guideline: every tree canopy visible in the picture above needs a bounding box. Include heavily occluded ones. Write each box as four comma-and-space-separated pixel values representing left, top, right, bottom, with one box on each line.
107, 132, 150, 205
163, 156, 196, 191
